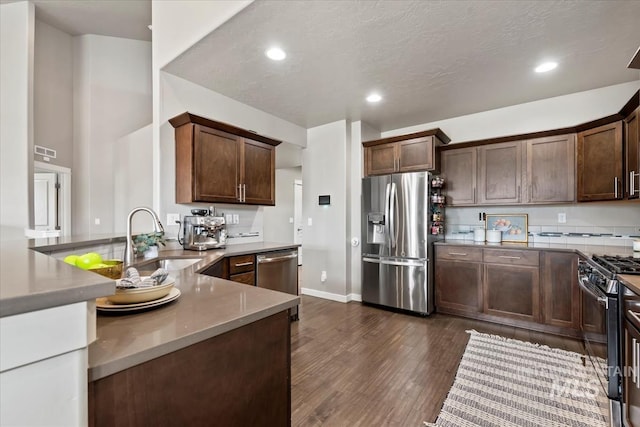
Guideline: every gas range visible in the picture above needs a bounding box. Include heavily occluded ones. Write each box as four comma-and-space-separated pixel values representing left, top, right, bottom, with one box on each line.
592, 255, 640, 276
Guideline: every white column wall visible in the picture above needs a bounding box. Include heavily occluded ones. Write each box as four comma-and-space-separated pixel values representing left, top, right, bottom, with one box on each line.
301, 121, 349, 300
0, 2, 35, 239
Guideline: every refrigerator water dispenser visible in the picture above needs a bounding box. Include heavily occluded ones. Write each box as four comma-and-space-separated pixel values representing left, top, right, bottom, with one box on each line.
367, 212, 385, 244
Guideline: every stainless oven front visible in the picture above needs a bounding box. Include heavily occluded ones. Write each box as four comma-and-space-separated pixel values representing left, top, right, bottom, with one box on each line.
577, 260, 621, 401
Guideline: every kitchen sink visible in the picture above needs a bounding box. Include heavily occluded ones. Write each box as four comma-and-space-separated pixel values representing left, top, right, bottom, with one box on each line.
133, 257, 204, 272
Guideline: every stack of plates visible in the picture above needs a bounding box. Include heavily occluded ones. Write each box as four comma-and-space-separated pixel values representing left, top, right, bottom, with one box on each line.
96, 276, 180, 313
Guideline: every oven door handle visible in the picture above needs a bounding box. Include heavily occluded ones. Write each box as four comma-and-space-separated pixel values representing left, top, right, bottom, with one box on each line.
577, 275, 608, 309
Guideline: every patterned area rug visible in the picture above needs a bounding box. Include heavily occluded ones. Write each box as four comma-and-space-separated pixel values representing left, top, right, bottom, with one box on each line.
425, 330, 609, 427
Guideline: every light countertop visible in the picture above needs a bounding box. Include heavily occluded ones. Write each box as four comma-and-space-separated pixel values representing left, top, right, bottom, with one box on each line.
0, 238, 115, 317
0, 235, 300, 380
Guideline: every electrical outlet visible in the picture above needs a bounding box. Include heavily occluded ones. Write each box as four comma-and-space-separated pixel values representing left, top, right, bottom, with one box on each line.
233, 214, 239, 224
558, 213, 567, 224
320, 271, 327, 282
94, 218, 100, 225
225, 214, 233, 224
308, 217, 313, 226
166, 213, 180, 225
289, 217, 294, 224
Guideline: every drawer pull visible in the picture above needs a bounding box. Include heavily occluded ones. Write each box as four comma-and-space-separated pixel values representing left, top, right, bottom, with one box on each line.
234, 261, 253, 267
448, 252, 468, 256
499, 255, 521, 260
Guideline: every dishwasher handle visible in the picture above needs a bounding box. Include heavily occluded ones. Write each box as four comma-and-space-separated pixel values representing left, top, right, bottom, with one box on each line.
257, 252, 298, 264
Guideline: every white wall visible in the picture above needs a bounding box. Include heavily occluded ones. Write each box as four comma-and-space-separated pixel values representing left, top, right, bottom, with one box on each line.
72, 35, 152, 235
263, 167, 302, 243
382, 81, 640, 142
113, 125, 154, 234
34, 19, 73, 168
0, 1, 35, 240
157, 72, 307, 244
301, 121, 349, 300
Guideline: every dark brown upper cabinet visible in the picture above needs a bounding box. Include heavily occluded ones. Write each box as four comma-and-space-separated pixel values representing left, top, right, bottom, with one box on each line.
625, 106, 639, 199
523, 134, 576, 204
477, 142, 522, 205
362, 129, 450, 176
577, 121, 623, 202
169, 112, 280, 206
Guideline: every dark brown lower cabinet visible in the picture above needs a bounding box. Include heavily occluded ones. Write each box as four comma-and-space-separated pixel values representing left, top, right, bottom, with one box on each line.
435, 260, 482, 314
435, 246, 582, 338
483, 264, 540, 322
542, 252, 580, 329
89, 311, 291, 427
624, 319, 640, 426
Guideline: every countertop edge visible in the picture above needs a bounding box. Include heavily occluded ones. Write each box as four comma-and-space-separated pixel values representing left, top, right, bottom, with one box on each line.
88, 296, 299, 381
434, 240, 634, 258
620, 275, 640, 295
0, 280, 114, 318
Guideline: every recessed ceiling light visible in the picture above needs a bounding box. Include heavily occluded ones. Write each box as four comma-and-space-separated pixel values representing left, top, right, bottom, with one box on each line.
535, 62, 558, 73
366, 93, 382, 103
265, 47, 286, 61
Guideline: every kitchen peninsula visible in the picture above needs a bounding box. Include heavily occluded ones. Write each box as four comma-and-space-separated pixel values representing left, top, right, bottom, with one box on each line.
0, 235, 299, 427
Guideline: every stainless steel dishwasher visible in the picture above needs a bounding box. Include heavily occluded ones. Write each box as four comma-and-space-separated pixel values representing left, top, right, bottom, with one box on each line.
257, 249, 299, 320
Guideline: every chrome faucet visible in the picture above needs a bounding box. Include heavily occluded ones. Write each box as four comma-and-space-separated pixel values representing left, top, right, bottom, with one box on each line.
123, 207, 164, 266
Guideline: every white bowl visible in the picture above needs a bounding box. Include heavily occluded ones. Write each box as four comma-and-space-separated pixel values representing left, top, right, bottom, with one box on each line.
107, 280, 174, 304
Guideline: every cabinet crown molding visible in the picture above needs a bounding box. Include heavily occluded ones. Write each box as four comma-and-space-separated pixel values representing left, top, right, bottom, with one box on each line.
169, 112, 282, 147
362, 128, 450, 147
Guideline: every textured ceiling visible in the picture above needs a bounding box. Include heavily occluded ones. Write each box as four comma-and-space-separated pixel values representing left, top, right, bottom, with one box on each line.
164, 0, 640, 132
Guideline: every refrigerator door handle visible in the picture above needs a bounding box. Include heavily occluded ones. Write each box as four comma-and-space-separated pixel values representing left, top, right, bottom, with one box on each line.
390, 182, 397, 249
384, 182, 391, 249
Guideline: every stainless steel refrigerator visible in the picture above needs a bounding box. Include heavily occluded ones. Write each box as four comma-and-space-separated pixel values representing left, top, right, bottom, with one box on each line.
361, 171, 439, 315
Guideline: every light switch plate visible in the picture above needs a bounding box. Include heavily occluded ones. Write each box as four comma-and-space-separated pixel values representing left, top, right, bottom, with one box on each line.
225, 214, 233, 224
166, 213, 180, 225
307, 217, 313, 226
557, 213, 566, 224
233, 214, 240, 224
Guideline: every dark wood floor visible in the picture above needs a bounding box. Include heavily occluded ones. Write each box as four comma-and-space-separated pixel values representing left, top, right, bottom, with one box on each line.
290, 295, 584, 427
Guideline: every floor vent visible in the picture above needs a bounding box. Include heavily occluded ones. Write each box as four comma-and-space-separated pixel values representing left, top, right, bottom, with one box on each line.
34, 145, 57, 159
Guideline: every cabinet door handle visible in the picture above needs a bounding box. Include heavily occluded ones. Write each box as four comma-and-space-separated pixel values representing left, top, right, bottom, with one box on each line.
517, 185, 520, 201
237, 184, 242, 202
499, 255, 521, 260
242, 184, 246, 202
234, 262, 253, 267
448, 252, 468, 256
614, 177, 619, 199
631, 171, 637, 196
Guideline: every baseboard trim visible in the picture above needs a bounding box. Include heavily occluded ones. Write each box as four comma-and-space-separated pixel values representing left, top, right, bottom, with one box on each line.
347, 293, 362, 302
300, 288, 362, 303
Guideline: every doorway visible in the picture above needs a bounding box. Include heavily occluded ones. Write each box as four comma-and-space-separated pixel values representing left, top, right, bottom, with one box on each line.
33, 161, 71, 236
294, 179, 303, 266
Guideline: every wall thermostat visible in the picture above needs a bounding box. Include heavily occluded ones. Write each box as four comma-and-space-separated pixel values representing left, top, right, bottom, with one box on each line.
318, 195, 331, 205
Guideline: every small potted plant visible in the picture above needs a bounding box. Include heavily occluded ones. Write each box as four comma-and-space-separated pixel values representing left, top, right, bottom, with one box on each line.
133, 231, 166, 259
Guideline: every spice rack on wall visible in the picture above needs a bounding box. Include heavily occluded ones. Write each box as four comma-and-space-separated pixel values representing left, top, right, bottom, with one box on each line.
430, 176, 445, 236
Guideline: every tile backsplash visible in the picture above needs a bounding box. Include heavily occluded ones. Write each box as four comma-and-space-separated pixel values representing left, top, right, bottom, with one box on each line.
444, 202, 640, 247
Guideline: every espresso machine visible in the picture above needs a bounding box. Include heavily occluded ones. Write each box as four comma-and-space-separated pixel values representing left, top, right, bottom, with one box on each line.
180, 208, 227, 250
